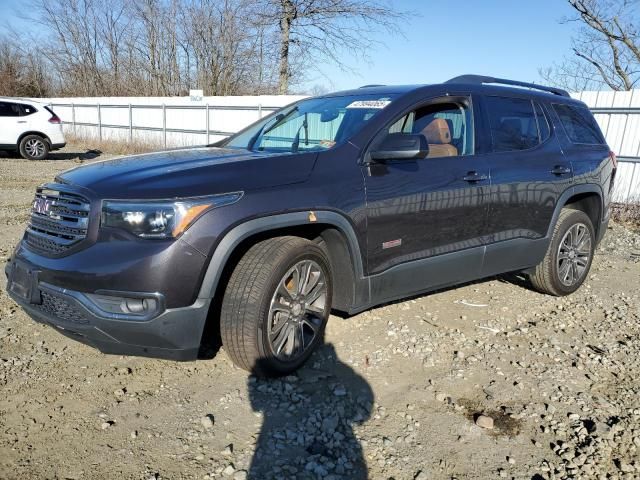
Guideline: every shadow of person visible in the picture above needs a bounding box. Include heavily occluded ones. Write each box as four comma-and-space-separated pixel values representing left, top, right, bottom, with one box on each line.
247, 343, 373, 479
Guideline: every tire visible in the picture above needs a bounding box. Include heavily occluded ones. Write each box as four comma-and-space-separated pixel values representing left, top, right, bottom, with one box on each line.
220, 236, 333, 376
19, 135, 49, 160
529, 208, 595, 296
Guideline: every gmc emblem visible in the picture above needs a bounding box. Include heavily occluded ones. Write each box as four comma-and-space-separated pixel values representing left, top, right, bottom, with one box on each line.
33, 197, 53, 216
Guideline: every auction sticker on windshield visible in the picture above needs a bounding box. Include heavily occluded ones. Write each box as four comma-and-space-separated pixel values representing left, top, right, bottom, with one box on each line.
346, 100, 392, 109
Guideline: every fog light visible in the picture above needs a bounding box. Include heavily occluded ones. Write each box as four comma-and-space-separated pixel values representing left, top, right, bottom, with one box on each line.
85, 292, 163, 319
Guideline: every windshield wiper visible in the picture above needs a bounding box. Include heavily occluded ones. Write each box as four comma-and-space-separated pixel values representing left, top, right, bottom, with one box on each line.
291, 112, 309, 153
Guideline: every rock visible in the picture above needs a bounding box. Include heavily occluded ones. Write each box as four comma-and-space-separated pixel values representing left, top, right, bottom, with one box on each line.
475, 415, 494, 429
222, 465, 235, 476
414, 471, 428, 480
130, 430, 138, 439
233, 471, 247, 480
435, 392, 448, 402
222, 444, 233, 456
200, 414, 215, 429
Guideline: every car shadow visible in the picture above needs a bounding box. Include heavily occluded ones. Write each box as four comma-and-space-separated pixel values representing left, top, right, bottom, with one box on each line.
247, 343, 373, 479
46, 149, 103, 161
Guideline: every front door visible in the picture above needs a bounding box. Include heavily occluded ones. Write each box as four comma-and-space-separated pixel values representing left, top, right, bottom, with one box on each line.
363, 95, 490, 300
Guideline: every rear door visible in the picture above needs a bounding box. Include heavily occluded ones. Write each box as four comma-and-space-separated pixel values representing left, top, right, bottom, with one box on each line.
0, 101, 27, 145
480, 95, 572, 274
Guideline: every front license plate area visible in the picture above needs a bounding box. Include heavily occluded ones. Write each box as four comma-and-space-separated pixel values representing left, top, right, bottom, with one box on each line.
8, 261, 41, 304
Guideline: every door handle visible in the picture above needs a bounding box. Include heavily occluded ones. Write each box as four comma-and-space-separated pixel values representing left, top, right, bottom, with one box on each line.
463, 171, 488, 183
551, 165, 572, 175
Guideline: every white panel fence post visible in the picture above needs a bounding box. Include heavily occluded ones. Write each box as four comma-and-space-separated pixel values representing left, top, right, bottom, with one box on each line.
162, 104, 167, 148
206, 103, 210, 145
97, 103, 102, 141
71, 103, 76, 135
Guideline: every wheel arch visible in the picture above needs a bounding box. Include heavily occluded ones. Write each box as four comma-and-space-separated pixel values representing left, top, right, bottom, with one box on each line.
18, 131, 52, 146
549, 184, 604, 239
197, 211, 366, 315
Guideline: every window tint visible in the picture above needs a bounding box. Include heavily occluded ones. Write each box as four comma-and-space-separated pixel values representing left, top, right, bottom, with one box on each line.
535, 102, 550, 143
553, 104, 604, 145
385, 100, 473, 158
486, 96, 539, 152
20, 104, 37, 116
0, 102, 21, 117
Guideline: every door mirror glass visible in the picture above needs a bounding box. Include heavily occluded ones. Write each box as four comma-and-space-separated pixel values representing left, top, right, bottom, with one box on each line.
370, 133, 429, 161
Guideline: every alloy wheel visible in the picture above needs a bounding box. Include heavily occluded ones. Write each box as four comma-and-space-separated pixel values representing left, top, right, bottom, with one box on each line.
25, 138, 45, 158
557, 223, 591, 287
267, 259, 327, 361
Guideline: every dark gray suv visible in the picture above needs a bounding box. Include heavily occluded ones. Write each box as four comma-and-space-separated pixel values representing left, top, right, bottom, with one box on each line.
5, 75, 616, 375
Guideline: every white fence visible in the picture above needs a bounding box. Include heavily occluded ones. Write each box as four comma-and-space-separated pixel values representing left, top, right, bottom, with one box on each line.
575, 90, 640, 203
43, 95, 305, 147
40, 90, 640, 202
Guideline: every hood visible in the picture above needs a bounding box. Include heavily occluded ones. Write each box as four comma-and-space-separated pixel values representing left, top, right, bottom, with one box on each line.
57, 147, 317, 198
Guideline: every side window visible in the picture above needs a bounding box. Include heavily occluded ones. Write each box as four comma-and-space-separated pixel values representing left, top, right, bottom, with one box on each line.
383, 100, 473, 158
553, 104, 605, 145
486, 96, 539, 152
534, 102, 550, 143
0, 102, 21, 117
20, 104, 37, 116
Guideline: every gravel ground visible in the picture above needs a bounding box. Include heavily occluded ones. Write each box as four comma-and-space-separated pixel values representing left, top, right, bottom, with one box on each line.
1, 148, 639, 480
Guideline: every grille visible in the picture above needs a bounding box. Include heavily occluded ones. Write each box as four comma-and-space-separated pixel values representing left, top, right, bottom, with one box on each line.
37, 291, 89, 324
26, 187, 90, 255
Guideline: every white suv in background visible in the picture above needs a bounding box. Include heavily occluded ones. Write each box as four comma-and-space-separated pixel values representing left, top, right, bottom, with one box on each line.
0, 98, 66, 160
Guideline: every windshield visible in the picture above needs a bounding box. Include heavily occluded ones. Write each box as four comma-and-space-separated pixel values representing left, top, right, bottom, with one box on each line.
222, 94, 398, 152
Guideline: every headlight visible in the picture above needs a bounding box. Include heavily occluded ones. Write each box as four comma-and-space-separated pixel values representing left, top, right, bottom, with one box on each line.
101, 192, 242, 239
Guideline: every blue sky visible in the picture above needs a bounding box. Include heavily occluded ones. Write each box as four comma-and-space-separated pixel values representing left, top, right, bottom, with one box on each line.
312, 0, 579, 91
0, 0, 580, 92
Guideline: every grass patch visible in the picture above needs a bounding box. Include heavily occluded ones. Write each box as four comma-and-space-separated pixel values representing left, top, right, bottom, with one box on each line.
611, 201, 640, 231
65, 133, 160, 156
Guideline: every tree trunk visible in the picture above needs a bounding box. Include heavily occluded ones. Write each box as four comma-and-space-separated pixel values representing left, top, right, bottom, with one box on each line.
278, 0, 294, 94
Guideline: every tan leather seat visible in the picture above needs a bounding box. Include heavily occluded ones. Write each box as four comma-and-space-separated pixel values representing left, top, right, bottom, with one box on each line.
421, 118, 458, 158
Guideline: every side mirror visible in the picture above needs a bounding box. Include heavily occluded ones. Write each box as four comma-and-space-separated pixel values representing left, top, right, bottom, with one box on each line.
370, 133, 429, 162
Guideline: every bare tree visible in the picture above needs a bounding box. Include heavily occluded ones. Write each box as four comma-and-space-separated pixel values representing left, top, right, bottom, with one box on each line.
541, 0, 640, 91
255, 0, 408, 94
0, 38, 52, 97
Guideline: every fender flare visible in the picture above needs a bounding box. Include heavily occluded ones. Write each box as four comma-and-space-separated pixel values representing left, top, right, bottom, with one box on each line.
196, 211, 366, 300
546, 183, 604, 238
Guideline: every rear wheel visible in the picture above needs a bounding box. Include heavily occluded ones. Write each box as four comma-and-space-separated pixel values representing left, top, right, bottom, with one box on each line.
19, 135, 49, 160
529, 208, 595, 296
220, 236, 332, 376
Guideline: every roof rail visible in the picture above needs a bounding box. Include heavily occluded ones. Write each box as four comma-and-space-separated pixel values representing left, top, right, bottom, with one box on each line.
359, 84, 386, 88
445, 74, 570, 97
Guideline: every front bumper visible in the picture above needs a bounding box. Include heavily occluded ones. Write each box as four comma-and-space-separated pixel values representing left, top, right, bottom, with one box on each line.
5, 259, 210, 360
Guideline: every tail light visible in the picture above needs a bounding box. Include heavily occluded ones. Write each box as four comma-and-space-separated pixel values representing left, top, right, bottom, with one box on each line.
44, 106, 61, 124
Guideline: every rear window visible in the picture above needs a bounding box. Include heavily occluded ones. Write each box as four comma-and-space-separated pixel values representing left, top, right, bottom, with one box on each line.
485, 96, 540, 152
553, 104, 604, 145
20, 104, 37, 116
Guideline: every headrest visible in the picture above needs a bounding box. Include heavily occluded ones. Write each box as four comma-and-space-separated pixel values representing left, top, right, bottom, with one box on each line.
422, 118, 451, 144
501, 118, 522, 133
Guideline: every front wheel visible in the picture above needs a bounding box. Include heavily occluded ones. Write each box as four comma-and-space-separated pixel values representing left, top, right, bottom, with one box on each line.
529, 208, 595, 296
220, 236, 332, 376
